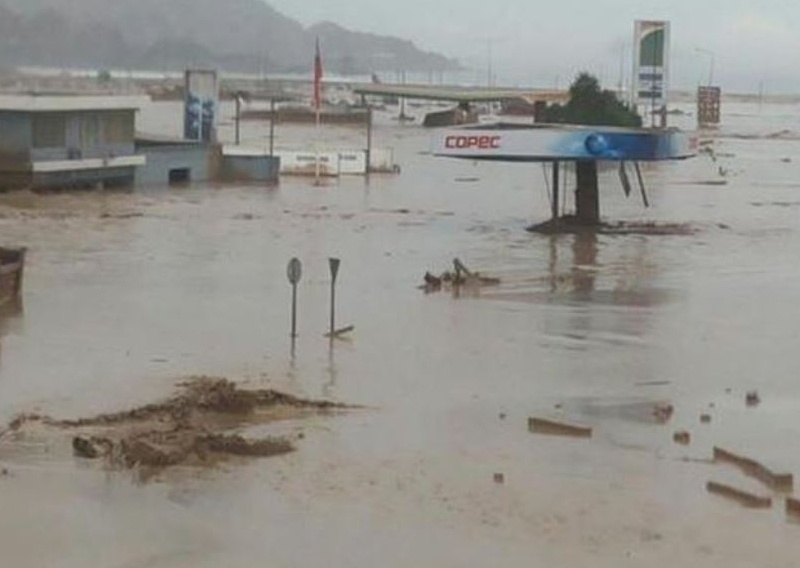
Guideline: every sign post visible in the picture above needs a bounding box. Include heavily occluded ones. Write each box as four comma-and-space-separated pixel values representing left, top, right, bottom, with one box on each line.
328, 257, 340, 337
287, 258, 302, 339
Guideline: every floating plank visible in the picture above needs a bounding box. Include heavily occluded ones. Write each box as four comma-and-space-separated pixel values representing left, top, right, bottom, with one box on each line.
324, 325, 355, 338
528, 417, 592, 439
706, 481, 772, 509
713, 447, 794, 492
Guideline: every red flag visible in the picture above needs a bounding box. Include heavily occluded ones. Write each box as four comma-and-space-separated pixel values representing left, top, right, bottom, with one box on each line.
313, 38, 323, 110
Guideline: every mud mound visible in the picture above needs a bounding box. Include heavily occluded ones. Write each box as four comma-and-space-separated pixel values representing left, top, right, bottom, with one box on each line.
527, 217, 697, 236
7, 377, 352, 476
57, 376, 348, 428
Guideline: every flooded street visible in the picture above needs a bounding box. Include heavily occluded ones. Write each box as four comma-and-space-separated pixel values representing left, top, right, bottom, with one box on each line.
2, 101, 800, 566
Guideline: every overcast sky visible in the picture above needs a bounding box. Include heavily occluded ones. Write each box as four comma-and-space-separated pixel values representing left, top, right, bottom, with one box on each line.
265, 0, 798, 93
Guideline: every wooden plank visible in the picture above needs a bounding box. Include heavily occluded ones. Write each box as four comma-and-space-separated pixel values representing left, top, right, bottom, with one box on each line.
713, 447, 794, 492
706, 481, 772, 509
528, 417, 592, 439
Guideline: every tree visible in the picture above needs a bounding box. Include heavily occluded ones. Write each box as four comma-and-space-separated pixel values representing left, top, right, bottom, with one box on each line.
542, 72, 642, 127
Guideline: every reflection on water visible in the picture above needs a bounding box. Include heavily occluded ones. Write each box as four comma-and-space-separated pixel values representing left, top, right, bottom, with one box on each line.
2, 101, 800, 567
570, 232, 598, 295
0, 299, 23, 367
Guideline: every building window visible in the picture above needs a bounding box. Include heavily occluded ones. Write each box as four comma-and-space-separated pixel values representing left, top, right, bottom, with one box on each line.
81, 114, 101, 148
32, 113, 66, 148
103, 111, 134, 144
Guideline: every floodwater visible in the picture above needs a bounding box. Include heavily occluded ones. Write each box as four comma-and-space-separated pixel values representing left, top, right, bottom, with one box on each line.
2, 100, 800, 567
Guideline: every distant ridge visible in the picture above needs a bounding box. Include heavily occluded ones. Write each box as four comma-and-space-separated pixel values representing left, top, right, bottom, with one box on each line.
0, 0, 459, 74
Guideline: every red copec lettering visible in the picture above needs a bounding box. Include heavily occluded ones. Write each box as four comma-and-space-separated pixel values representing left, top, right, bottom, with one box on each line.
444, 135, 501, 150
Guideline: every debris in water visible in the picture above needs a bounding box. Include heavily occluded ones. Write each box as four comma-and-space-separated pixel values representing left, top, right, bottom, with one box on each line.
9, 377, 353, 476
673, 430, 691, 445
746, 391, 761, 407
706, 481, 772, 509
420, 258, 500, 292
713, 447, 793, 492
652, 403, 674, 423
528, 417, 592, 439
700, 414, 712, 424
493, 473, 505, 484
324, 325, 355, 339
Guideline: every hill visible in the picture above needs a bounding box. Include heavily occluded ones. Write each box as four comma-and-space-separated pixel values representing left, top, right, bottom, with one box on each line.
0, 0, 458, 74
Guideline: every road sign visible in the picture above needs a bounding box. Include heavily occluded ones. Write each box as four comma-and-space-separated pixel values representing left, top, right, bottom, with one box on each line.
328, 257, 341, 282
287, 257, 302, 284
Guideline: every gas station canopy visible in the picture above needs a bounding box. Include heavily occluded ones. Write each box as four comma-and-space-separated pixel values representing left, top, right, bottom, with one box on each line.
431, 123, 697, 163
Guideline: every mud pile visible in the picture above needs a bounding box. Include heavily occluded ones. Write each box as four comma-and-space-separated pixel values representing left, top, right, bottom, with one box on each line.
6, 377, 351, 473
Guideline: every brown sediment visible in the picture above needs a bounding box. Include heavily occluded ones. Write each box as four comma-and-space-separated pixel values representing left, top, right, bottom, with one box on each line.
527, 217, 697, 236
7, 377, 353, 475
713, 447, 794, 493
706, 481, 773, 509
528, 417, 592, 439
55, 376, 350, 428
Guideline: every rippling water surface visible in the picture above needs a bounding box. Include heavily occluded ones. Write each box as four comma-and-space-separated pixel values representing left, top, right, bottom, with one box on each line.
1, 100, 800, 567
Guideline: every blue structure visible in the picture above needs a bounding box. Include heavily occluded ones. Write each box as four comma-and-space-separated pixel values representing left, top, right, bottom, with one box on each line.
432, 123, 696, 228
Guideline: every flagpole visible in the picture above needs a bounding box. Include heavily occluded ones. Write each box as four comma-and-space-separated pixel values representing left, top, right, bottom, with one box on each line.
314, 38, 323, 186
315, 97, 321, 184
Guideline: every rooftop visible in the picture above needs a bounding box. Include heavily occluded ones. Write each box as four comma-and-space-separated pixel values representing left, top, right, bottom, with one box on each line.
0, 95, 150, 113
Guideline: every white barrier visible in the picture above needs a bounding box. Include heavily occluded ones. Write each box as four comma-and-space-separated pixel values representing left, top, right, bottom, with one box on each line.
229, 147, 399, 177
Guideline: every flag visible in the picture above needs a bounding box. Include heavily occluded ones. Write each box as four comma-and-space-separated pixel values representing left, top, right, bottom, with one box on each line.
313, 38, 323, 110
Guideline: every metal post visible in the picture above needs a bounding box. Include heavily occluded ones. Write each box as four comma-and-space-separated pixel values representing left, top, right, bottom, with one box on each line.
291, 284, 298, 338
286, 258, 302, 340
269, 98, 276, 157
365, 106, 373, 176
551, 161, 560, 220
235, 95, 241, 145
328, 258, 340, 336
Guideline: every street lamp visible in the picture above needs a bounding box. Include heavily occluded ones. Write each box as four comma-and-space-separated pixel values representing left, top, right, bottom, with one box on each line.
694, 47, 715, 86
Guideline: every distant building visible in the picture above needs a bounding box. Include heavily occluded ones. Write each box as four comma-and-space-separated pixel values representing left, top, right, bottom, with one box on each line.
0, 95, 147, 190
0, 93, 278, 191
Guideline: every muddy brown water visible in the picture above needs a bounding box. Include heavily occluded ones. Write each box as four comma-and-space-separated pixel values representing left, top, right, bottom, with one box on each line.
1, 101, 800, 566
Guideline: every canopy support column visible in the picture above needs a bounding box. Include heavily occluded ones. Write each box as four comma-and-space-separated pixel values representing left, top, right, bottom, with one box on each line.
551, 161, 560, 220
575, 160, 600, 225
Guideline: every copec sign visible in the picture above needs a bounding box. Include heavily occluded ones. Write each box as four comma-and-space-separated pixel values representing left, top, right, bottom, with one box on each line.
444, 134, 502, 150
432, 127, 696, 162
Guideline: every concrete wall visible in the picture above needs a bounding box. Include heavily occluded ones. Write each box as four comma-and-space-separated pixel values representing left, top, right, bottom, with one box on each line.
0, 112, 32, 161
275, 148, 398, 176
31, 142, 135, 162
220, 155, 280, 183
32, 167, 136, 190
135, 144, 213, 187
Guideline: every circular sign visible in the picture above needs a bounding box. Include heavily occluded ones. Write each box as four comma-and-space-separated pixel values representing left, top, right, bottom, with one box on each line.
287, 257, 302, 284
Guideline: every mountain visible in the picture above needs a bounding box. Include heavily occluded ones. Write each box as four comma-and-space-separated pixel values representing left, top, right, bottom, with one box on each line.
0, 0, 458, 74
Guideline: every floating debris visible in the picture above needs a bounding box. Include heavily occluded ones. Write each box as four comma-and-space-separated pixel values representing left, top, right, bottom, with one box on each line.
700, 414, 712, 424
528, 417, 592, 439
8, 377, 353, 476
706, 481, 772, 509
746, 391, 761, 407
713, 447, 793, 492
673, 430, 691, 445
493, 473, 505, 484
653, 403, 674, 423
420, 258, 501, 292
